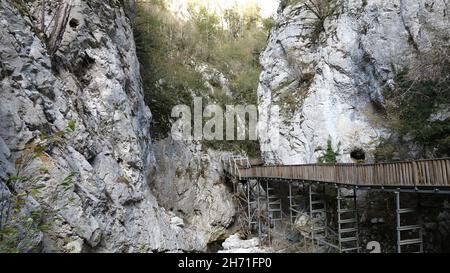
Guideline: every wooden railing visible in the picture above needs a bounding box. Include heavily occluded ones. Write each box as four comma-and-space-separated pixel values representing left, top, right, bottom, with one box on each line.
236, 158, 450, 187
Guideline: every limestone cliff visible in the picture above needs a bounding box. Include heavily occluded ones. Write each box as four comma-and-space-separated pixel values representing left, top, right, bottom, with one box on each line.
258, 0, 449, 164
0, 0, 218, 252
150, 139, 235, 248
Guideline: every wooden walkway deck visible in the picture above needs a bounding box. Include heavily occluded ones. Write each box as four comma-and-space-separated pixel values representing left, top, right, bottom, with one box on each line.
225, 158, 450, 188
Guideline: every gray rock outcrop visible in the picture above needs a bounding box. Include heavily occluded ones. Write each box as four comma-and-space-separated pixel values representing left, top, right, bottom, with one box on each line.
258, 0, 449, 164
0, 0, 209, 252
150, 138, 235, 246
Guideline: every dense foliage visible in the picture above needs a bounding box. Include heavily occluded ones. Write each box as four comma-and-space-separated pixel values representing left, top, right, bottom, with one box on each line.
376, 43, 450, 161
135, 0, 273, 156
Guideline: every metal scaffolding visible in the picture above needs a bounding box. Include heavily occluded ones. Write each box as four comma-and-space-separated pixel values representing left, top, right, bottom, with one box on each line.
221, 154, 448, 253
308, 184, 328, 247
337, 187, 360, 253
395, 192, 424, 253
265, 181, 282, 243
288, 182, 302, 226
230, 178, 274, 244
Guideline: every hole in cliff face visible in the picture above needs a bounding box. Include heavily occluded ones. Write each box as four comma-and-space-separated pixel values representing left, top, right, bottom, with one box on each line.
87, 154, 96, 166
207, 239, 225, 253
69, 18, 79, 29
73, 52, 96, 87
350, 148, 366, 161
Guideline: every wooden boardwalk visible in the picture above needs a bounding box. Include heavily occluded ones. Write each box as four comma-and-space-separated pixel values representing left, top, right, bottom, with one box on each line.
225, 158, 450, 188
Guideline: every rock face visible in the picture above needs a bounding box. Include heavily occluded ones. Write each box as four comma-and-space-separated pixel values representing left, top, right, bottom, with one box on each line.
150, 138, 235, 246
218, 233, 269, 253
258, 0, 449, 164
0, 0, 209, 252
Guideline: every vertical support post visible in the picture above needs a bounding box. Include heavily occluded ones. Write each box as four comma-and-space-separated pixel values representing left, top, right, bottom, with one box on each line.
257, 180, 262, 242
279, 184, 283, 228
395, 191, 401, 253
266, 180, 271, 244
353, 186, 360, 253
417, 193, 424, 253
247, 180, 251, 232
308, 184, 315, 248
289, 182, 293, 226
322, 184, 328, 238
337, 187, 342, 252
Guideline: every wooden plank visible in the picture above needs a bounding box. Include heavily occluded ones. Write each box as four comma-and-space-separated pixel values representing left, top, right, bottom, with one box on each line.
423, 161, 428, 185
418, 161, 423, 185
441, 160, 447, 186
404, 163, 409, 185
444, 160, 450, 186
439, 160, 445, 186
443, 160, 447, 185
434, 160, 439, 185
377, 164, 382, 185
427, 161, 432, 185
403, 163, 408, 186
387, 164, 391, 186
410, 162, 415, 185
387, 164, 390, 185
421, 161, 427, 186
393, 164, 397, 185
395, 163, 399, 185
401, 163, 407, 186
413, 161, 422, 186
436, 160, 444, 186
436, 160, 443, 186
444, 159, 450, 186
429, 161, 435, 186
394, 163, 398, 185
417, 161, 422, 186
407, 162, 412, 186
428, 161, 434, 186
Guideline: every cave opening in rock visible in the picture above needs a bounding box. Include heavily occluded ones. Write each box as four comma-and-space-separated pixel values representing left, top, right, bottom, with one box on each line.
350, 148, 366, 161
207, 239, 225, 253
69, 18, 79, 29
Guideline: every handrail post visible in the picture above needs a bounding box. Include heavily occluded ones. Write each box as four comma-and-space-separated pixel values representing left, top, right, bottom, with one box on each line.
395, 191, 401, 253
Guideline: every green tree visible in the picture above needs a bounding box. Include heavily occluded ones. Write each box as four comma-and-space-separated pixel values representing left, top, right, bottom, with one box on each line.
224, 8, 242, 38
187, 4, 220, 52
318, 138, 340, 163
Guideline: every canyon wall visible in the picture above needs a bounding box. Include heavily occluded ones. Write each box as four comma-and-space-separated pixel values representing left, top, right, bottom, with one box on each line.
0, 0, 233, 252
258, 0, 449, 164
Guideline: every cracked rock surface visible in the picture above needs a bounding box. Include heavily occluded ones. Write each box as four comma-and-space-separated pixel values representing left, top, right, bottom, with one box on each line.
0, 0, 216, 252
258, 0, 449, 164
